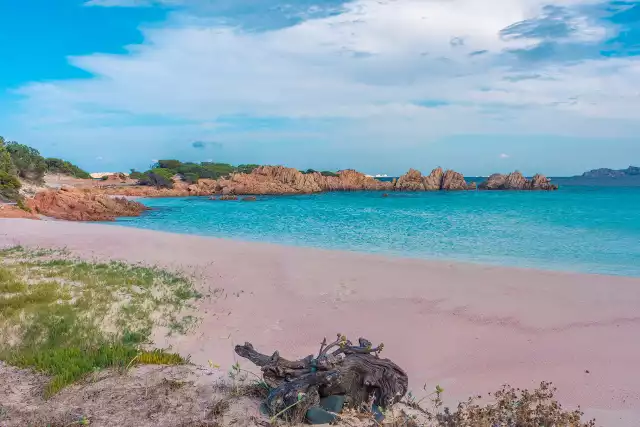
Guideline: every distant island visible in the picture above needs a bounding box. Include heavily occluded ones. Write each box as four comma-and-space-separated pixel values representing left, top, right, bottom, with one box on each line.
553, 165, 640, 187
579, 166, 639, 178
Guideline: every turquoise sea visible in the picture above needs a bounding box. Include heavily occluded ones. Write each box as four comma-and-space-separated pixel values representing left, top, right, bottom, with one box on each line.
113, 184, 640, 277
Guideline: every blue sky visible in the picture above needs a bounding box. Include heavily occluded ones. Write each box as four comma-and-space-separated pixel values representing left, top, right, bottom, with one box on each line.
1, 0, 639, 175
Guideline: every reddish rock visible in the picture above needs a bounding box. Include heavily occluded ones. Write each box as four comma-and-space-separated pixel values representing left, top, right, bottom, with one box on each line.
394, 167, 471, 191
530, 174, 559, 190
0, 204, 40, 220
422, 167, 445, 190
479, 172, 557, 190
503, 171, 529, 190
29, 187, 149, 221
218, 195, 238, 201
441, 170, 470, 191
479, 173, 507, 190
241, 196, 257, 201
215, 166, 392, 195
394, 169, 426, 191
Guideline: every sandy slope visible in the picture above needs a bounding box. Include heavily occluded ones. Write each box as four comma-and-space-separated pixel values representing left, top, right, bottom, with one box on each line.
1, 219, 640, 425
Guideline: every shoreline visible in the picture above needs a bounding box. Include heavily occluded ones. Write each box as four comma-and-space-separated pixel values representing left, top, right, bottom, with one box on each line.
2, 219, 640, 425
111, 214, 638, 278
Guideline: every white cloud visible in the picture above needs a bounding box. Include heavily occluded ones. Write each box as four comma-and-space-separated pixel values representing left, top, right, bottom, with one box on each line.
13, 0, 640, 154
500, 153, 510, 159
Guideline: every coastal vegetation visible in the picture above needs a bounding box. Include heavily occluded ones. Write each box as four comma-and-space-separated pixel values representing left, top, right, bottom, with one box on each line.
0, 246, 201, 397
4, 141, 47, 183
0, 138, 21, 202
301, 169, 339, 177
0, 136, 90, 203
133, 159, 261, 188
44, 157, 91, 179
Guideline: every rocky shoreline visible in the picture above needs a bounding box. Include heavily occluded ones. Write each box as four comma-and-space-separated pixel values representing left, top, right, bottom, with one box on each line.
1, 167, 558, 221
217, 166, 558, 194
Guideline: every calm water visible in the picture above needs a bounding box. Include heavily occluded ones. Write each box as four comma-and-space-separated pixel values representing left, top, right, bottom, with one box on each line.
113, 186, 640, 276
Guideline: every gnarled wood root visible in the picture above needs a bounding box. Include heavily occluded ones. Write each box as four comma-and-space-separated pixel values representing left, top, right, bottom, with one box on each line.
234, 335, 408, 422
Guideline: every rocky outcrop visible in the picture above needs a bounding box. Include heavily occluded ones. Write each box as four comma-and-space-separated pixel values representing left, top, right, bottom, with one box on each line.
441, 170, 472, 191
0, 204, 40, 220
96, 179, 218, 198
215, 166, 393, 195
316, 169, 393, 192
28, 187, 149, 221
479, 172, 558, 191
394, 167, 473, 191
422, 167, 445, 190
394, 169, 426, 191
529, 174, 558, 190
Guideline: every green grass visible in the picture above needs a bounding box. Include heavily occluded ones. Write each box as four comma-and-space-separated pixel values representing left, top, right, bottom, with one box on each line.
0, 246, 201, 397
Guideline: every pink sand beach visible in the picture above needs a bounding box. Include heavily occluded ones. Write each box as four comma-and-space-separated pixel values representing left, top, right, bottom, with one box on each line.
2, 218, 640, 425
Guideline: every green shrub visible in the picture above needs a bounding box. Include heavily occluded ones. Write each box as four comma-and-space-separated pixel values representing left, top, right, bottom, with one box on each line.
16, 198, 31, 212
156, 159, 182, 170
302, 169, 317, 174
5, 141, 47, 183
320, 171, 338, 177
129, 169, 145, 180
0, 138, 21, 202
139, 168, 175, 188
183, 173, 199, 184
236, 164, 260, 174
45, 157, 91, 179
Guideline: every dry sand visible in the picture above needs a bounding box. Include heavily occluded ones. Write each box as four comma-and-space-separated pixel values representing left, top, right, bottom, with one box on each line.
2, 218, 640, 425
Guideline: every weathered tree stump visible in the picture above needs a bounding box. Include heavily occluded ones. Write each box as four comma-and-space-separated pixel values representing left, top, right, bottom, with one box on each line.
235, 334, 408, 423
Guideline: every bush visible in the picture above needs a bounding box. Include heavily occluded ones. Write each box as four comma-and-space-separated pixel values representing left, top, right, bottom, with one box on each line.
45, 158, 91, 179
183, 173, 199, 184
302, 169, 317, 174
129, 169, 145, 180
320, 171, 338, 177
5, 141, 47, 183
236, 164, 260, 174
139, 168, 175, 188
16, 198, 31, 212
403, 381, 595, 427
0, 138, 21, 201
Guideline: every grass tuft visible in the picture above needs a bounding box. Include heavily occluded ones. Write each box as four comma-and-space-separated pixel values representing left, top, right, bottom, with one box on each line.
0, 246, 199, 396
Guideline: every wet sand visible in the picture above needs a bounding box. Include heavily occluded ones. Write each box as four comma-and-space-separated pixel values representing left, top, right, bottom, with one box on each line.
2, 218, 639, 425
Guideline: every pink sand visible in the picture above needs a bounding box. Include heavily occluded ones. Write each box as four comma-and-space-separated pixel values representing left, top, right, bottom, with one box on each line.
2, 218, 640, 425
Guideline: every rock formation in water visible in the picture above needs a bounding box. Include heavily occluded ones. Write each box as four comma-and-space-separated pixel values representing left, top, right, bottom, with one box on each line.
393, 167, 475, 191
479, 171, 558, 191
11, 167, 558, 223
394, 168, 427, 191
215, 166, 393, 195
28, 187, 149, 221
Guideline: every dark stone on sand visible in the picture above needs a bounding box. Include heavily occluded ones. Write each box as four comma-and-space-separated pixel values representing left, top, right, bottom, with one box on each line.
306, 407, 338, 424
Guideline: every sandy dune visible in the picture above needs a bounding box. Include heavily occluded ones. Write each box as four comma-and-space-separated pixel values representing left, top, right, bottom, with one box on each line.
2, 218, 639, 425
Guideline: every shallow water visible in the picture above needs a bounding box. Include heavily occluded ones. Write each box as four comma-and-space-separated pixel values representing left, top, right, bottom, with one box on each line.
113, 185, 640, 276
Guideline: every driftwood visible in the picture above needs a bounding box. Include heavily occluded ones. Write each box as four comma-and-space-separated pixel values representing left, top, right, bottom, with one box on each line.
235, 334, 408, 422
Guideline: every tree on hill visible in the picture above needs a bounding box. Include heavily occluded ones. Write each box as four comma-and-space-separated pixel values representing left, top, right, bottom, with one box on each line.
138, 168, 175, 188
0, 137, 21, 202
5, 141, 47, 183
45, 158, 91, 179
156, 159, 182, 170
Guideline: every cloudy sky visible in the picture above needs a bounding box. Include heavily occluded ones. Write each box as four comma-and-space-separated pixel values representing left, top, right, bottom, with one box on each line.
0, 0, 639, 175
